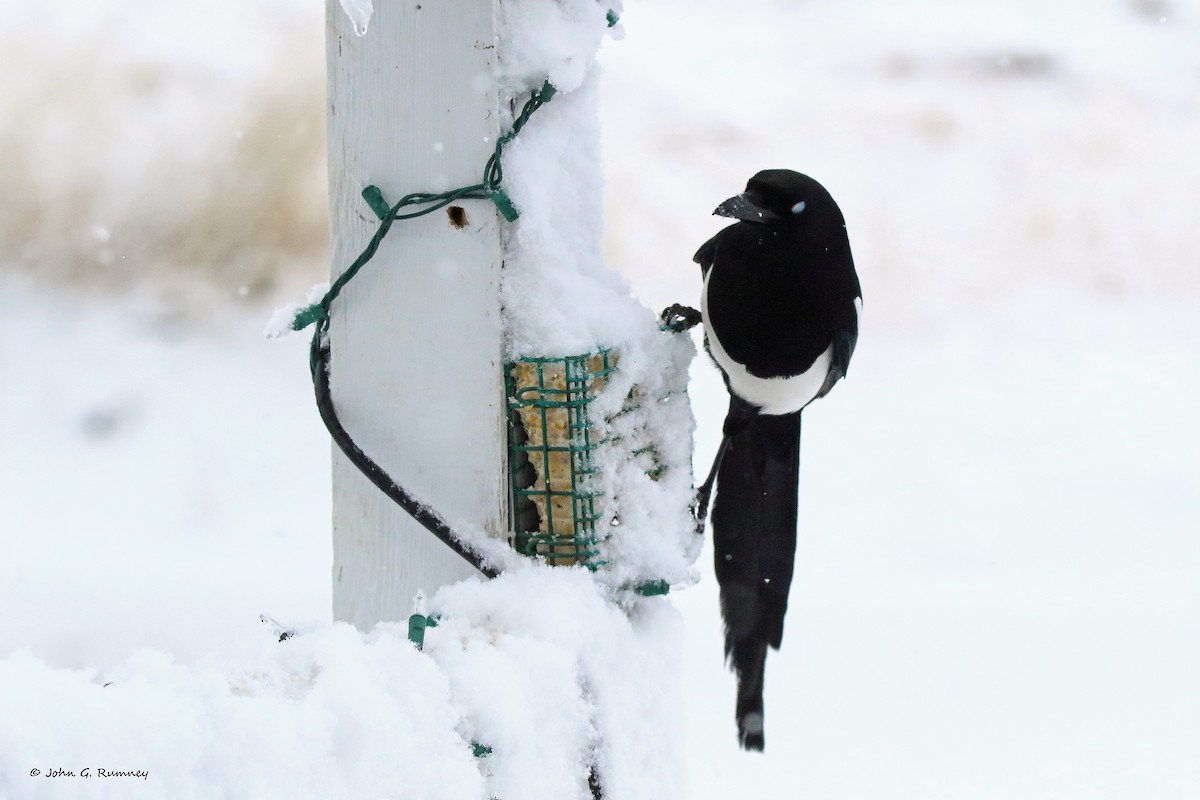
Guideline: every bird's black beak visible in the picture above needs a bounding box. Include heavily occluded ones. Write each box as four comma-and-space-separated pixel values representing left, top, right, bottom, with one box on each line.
714, 191, 780, 224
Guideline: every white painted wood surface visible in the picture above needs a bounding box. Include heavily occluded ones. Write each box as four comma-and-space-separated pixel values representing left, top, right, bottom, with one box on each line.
325, 0, 506, 630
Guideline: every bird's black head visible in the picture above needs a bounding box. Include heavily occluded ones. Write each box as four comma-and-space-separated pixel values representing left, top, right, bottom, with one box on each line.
714, 169, 840, 227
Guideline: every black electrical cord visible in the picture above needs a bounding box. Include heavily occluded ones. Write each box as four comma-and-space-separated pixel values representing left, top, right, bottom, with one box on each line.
311, 339, 500, 579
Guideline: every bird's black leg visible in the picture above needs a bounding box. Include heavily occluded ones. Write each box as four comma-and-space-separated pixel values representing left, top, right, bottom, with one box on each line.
693, 396, 760, 533
691, 433, 729, 533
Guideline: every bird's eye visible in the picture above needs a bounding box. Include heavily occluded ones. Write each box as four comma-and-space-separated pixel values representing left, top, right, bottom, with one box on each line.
791, 201, 807, 215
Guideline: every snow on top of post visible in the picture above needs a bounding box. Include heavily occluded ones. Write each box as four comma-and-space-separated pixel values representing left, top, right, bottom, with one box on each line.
497, 0, 638, 359
495, 0, 620, 98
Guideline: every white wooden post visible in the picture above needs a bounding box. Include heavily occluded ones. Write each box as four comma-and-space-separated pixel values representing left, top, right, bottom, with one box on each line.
324, 0, 507, 630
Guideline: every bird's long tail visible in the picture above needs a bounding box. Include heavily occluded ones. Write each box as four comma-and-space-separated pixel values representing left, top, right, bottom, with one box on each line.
711, 406, 801, 752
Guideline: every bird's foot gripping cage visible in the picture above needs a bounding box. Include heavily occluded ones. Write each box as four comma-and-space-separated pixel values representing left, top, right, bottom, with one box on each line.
506, 352, 614, 567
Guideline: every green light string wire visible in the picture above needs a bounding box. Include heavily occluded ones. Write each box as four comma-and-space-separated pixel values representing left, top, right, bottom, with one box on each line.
291, 79, 557, 351
289, 80, 558, 578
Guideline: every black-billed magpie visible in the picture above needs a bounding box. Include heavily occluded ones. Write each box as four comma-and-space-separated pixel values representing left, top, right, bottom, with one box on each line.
681, 169, 861, 751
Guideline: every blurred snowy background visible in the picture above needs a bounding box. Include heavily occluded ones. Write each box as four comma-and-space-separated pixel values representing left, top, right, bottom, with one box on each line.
2, 0, 1198, 797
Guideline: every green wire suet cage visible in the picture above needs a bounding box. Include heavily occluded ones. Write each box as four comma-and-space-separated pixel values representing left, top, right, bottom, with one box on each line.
506, 351, 615, 566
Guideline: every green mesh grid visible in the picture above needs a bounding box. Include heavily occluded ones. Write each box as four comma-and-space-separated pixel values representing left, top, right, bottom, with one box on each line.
506, 351, 615, 566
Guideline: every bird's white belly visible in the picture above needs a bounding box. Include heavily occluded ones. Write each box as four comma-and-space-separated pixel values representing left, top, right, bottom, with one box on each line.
702, 271, 832, 416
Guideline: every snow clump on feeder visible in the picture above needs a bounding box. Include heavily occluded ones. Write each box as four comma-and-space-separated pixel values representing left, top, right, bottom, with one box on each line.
495, 0, 698, 589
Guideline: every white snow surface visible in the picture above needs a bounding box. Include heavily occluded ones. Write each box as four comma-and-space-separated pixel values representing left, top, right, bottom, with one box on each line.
494, 0, 621, 98
3, 0, 1200, 798
587, 321, 699, 588
1, 565, 681, 800
497, 0, 647, 360
425, 568, 683, 800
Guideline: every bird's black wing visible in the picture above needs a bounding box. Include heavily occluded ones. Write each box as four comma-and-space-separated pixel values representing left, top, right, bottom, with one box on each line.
813, 299, 859, 401
693, 226, 731, 279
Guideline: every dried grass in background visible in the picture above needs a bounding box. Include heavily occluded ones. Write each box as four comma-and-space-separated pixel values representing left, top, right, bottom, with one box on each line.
0, 3, 328, 309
